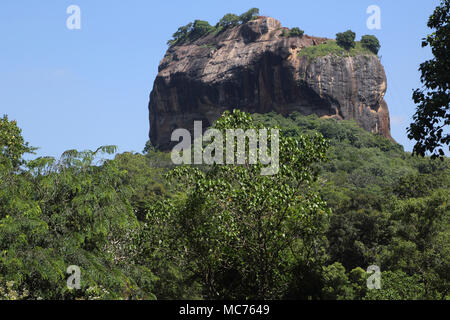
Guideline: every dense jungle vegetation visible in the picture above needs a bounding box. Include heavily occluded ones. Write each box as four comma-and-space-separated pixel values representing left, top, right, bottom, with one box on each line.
1, 111, 448, 300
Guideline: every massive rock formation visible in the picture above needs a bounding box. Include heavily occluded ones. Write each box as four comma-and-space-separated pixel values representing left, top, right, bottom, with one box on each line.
148, 16, 391, 149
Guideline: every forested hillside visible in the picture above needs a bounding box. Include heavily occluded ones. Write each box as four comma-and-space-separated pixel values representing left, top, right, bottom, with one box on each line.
1, 112, 448, 300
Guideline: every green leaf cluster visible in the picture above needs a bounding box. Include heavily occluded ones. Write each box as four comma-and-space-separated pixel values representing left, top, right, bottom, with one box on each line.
167, 8, 260, 47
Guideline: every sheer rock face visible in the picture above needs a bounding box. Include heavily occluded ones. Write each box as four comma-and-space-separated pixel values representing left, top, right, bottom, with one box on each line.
148, 17, 391, 149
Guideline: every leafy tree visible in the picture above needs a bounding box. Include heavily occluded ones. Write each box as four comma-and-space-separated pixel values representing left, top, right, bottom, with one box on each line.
348, 267, 369, 299
167, 20, 215, 46
383, 190, 450, 299
113, 152, 169, 221
360, 35, 381, 54
217, 13, 240, 29
321, 263, 354, 300
336, 30, 356, 50
2, 109, 450, 300
190, 20, 215, 40
239, 8, 260, 24
289, 27, 304, 37
167, 22, 193, 46
143, 140, 154, 154
393, 172, 449, 199
364, 271, 425, 300
408, 0, 450, 157
0, 115, 35, 171
327, 209, 395, 270
136, 196, 203, 300
167, 9, 261, 47
160, 110, 330, 299
0, 139, 156, 298
252, 111, 450, 300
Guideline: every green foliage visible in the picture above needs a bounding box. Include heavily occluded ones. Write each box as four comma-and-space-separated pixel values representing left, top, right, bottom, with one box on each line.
159, 110, 330, 299
281, 27, 304, 38
0, 280, 30, 300
348, 267, 369, 299
1, 111, 449, 300
113, 152, 170, 220
167, 20, 215, 46
167, 9, 260, 47
393, 171, 449, 199
252, 112, 450, 300
383, 189, 450, 298
216, 13, 240, 30
327, 209, 395, 270
190, 20, 215, 40
0, 141, 157, 299
298, 40, 375, 59
143, 140, 154, 154
408, 0, 450, 158
360, 35, 381, 54
238, 8, 260, 24
167, 22, 193, 46
289, 27, 304, 37
364, 271, 425, 300
0, 115, 35, 171
321, 263, 355, 300
336, 30, 356, 50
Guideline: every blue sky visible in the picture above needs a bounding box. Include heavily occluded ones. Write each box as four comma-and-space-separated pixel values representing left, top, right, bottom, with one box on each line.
0, 0, 442, 158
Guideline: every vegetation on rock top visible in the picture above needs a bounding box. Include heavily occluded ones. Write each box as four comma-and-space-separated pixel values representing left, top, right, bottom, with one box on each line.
299, 39, 377, 59
167, 8, 260, 47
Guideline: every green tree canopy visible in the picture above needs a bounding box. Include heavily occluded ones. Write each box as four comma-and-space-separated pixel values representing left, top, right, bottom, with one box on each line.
336, 30, 356, 50
360, 35, 381, 54
239, 8, 260, 24
157, 110, 330, 299
190, 20, 215, 40
167, 22, 193, 46
217, 13, 240, 29
0, 115, 35, 171
408, 0, 450, 158
289, 27, 304, 37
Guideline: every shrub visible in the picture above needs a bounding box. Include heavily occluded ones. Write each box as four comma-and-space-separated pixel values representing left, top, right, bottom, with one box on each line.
336, 30, 356, 50
298, 40, 374, 59
289, 27, 304, 37
167, 22, 193, 46
0, 115, 35, 170
239, 8, 260, 23
167, 20, 214, 46
217, 13, 240, 29
190, 20, 215, 40
360, 35, 381, 54
167, 8, 261, 46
